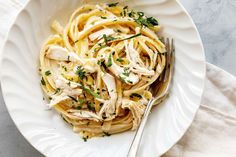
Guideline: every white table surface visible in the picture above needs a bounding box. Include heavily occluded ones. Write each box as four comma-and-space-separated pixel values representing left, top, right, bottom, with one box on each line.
0, 0, 236, 156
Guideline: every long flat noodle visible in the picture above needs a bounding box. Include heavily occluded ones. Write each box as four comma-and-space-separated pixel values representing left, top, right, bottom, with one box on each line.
39, 3, 168, 139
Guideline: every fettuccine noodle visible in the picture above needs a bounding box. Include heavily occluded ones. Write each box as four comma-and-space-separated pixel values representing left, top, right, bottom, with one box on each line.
39, 3, 166, 140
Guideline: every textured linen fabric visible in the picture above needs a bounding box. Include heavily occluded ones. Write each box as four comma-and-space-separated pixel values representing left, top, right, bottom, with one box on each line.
163, 63, 236, 157
1, 1, 236, 157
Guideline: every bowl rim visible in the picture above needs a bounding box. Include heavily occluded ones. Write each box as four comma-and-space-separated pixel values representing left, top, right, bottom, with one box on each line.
0, 0, 206, 156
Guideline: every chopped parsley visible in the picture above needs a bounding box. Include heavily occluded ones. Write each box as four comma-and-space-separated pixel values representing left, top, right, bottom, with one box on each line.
87, 103, 95, 112
74, 40, 79, 44
103, 34, 116, 45
45, 70, 51, 76
94, 43, 106, 53
107, 2, 119, 7
75, 66, 86, 80
41, 77, 46, 85
126, 8, 159, 28
123, 67, 130, 76
134, 13, 158, 27
54, 88, 61, 94
103, 131, 111, 136
100, 60, 107, 72
101, 16, 107, 19
127, 80, 133, 84
119, 75, 126, 83
97, 60, 101, 65
82, 85, 101, 98
120, 6, 128, 16
68, 95, 78, 102
76, 106, 82, 110
116, 58, 124, 62
130, 93, 142, 99
62, 66, 67, 71
106, 53, 113, 67
122, 33, 141, 41
82, 137, 88, 142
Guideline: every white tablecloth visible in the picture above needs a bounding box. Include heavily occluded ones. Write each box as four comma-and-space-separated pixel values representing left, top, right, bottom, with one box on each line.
1, 1, 236, 157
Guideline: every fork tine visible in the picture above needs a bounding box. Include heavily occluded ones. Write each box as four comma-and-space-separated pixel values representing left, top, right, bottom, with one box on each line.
163, 38, 171, 82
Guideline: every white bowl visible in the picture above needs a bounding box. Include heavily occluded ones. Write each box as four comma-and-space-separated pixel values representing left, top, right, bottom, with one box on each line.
0, 0, 205, 156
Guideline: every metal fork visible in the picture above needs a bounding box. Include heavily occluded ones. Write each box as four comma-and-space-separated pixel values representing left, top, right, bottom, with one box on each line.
127, 38, 175, 157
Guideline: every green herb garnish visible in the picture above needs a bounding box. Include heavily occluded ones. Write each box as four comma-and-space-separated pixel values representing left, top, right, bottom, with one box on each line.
119, 75, 126, 83
116, 58, 124, 62
122, 33, 141, 41
103, 131, 111, 136
123, 67, 130, 76
107, 2, 119, 7
41, 77, 46, 85
127, 80, 133, 84
103, 34, 116, 45
45, 70, 51, 76
75, 66, 86, 80
82, 137, 88, 142
82, 85, 101, 98
76, 106, 82, 110
87, 103, 95, 112
68, 95, 78, 102
62, 66, 67, 71
101, 16, 107, 19
130, 93, 142, 99
54, 88, 61, 94
106, 53, 113, 67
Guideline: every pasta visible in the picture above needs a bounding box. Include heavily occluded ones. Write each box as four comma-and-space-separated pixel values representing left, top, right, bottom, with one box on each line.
39, 3, 166, 140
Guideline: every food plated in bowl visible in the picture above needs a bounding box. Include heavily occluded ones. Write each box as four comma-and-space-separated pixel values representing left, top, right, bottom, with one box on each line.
0, 0, 205, 156
39, 3, 167, 139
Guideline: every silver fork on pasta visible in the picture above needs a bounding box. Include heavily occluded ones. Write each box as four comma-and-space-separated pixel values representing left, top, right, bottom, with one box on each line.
127, 38, 175, 157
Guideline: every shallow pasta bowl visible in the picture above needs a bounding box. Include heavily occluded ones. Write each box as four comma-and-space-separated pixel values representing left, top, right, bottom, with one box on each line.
0, 0, 205, 156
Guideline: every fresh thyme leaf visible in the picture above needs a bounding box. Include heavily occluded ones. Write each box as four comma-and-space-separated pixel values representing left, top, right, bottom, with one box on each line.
68, 95, 78, 102
41, 77, 46, 85
75, 66, 86, 80
130, 93, 142, 99
45, 70, 51, 76
123, 33, 141, 41
107, 53, 112, 67
87, 103, 95, 112
107, 2, 119, 7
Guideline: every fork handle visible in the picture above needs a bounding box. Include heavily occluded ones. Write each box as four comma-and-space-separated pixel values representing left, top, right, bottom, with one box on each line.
127, 98, 155, 157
